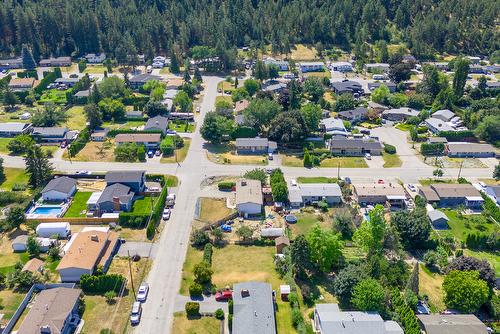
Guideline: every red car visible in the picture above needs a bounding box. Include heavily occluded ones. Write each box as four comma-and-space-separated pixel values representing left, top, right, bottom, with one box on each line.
215, 290, 232, 301
377, 179, 384, 184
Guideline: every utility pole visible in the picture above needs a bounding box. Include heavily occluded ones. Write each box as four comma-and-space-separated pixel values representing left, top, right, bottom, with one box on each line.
127, 250, 136, 299
337, 162, 340, 179
457, 160, 464, 180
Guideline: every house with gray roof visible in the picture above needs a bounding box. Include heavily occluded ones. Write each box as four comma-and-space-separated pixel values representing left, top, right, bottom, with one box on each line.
105, 170, 145, 193
432, 109, 456, 122
298, 62, 324, 72
330, 80, 364, 96
382, 108, 419, 122
232, 281, 276, 334
417, 314, 488, 334
55, 77, 79, 87
320, 118, 347, 135
288, 183, 342, 207
126, 110, 144, 119
41, 176, 77, 202
329, 137, 383, 156
17, 287, 82, 334
425, 117, 456, 133
235, 137, 277, 154
32, 127, 78, 143
419, 184, 483, 208
338, 107, 369, 122
39, 56, 72, 67
446, 142, 498, 158
314, 303, 403, 334
0, 122, 32, 137
129, 73, 162, 89
144, 115, 169, 134
263, 82, 287, 94
427, 210, 449, 230
236, 179, 263, 217
485, 185, 500, 205
96, 183, 135, 213
368, 81, 397, 93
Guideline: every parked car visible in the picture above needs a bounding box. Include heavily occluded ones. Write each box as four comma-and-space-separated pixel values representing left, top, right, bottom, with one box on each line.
221, 224, 232, 232
166, 194, 176, 207
377, 179, 384, 184
265, 168, 274, 174
215, 289, 233, 301
75, 170, 91, 175
136, 282, 149, 302
155, 150, 161, 157
479, 181, 486, 188
130, 302, 142, 325
162, 208, 171, 220
407, 184, 417, 192
196, 106, 201, 112
147, 150, 154, 158
166, 129, 177, 135
268, 153, 273, 160
364, 153, 371, 160
146, 65, 152, 73
60, 141, 67, 148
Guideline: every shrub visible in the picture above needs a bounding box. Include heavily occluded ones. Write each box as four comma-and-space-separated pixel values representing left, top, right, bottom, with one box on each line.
80, 274, 125, 294
218, 181, 235, 191
228, 314, 233, 331
231, 126, 258, 139
420, 142, 445, 156
189, 282, 203, 297
438, 130, 475, 141
146, 220, 156, 239
194, 261, 213, 284
191, 229, 210, 248
185, 302, 200, 316
291, 308, 303, 328
34, 72, 57, 95
68, 127, 90, 157
203, 243, 213, 264
215, 308, 224, 319
384, 143, 396, 154
104, 290, 117, 304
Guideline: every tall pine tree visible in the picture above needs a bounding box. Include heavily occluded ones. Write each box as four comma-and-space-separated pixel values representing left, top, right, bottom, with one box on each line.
25, 145, 53, 188
170, 50, 180, 74
452, 58, 470, 99
21, 44, 36, 70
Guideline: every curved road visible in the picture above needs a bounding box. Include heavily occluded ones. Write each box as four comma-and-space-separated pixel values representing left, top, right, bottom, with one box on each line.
0, 76, 494, 333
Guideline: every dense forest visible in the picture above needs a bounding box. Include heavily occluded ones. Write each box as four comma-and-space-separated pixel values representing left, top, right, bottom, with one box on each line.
0, 0, 499, 61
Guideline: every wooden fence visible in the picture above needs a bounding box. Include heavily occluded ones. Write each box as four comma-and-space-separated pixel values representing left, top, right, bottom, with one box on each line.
26, 217, 119, 225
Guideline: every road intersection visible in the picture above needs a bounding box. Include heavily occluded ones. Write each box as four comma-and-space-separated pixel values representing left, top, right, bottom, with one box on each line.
0, 76, 495, 333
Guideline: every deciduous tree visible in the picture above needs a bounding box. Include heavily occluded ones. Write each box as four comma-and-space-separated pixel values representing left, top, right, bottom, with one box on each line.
443, 270, 489, 313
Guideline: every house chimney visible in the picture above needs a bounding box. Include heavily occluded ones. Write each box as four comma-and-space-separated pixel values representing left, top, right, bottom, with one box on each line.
113, 196, 120, 211
90, 234, 99, 242
241, 289, 250, 297
40, 324, 51, 333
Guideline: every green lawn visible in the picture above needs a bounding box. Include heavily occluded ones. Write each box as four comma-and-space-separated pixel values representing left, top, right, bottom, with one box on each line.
217, 81, 235, 92
395, 123, 413, 132
288, 212, 331, 237
418, 179, 457, 186
64, 192, 92, 217
0, 168, 29, 191
436, 210, 498, 243
296, 177, 338, 183
165, 175, 179, 187
63, 106, 87, 130
0, 137, 12, 153
281, 155, 368, 168
83, 65, 107, 74
131, 197, 156, 214
464, 250, 500, 276
102, 120, 145, 130
382, 152, 402, 168
172, 312, 220, 334
169, 121, 195, 133
214, 96, 232, 106
39, 89, 68, 104
161, 138, 191, 163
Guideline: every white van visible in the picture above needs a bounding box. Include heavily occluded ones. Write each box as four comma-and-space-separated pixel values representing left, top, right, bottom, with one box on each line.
372, 74, 385, 80
130, 301, 142, 325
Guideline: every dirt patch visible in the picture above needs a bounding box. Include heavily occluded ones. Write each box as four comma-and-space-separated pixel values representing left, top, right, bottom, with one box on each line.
77, 179, 107, 192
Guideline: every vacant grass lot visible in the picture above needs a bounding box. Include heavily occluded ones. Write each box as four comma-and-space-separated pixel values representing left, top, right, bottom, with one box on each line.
281, 155, 368, 168
161, 138, 191, 163
382, 152, 402, 168
214, 96, 232, 105
39, 89, 68, 104
198, 197, 233, 223
64, 141, 115, 162
296, 177, 338, 183
169, 121, 195, 133
63, 106, 87, 130
206, 143, 267, 165
102, 120, 145, 130
418, 179, 457, 186
0, 138, 12, 154
171, 312, 220, 334
217, 81, 235, 92
419, 264, 445, 312
436, 210, 497, 243
64, 192, 92, 217
0, 168, 29, 191
288, 212, 330, 237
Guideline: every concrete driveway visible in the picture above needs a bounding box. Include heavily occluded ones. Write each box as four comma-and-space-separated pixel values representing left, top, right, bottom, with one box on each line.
365, 156, 384, 168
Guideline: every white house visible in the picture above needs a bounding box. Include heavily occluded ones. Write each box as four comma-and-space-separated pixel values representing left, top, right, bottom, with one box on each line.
330, 62, 353, 72
41, 176, 77, 202
298, 62, 325, 72
85, 53, 106, 63
36, 222, 71, 238
236, 179, 263, 217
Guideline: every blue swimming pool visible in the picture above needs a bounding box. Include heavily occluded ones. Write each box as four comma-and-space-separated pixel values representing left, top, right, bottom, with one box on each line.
31, 206, 63, 216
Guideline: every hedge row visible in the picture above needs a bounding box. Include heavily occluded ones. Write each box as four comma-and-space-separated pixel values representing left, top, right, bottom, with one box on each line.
34, 71, 58, 95
108, 129, 163, 138
420, 142, 445, 156
80, 273, 125, 294
68, 127, 90, 157
203, 243, 213, 265
17, 70, 38, 79
438, 130, 475, 141
218, 181, 235, 191
465, 233, 500, 251
270, 169, 288, 203
231, 126, 258, 139
384, 143, 397, 154
118, 213, 149, 228
122, 95, 149, 107
146, 178, 169, 239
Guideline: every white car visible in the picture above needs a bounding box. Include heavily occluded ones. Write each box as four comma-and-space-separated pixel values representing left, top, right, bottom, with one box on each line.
136, 282, 149, 302
196, 106, 201, 112
130, 301, 142, 325
364, 153, 372, 160
408, 184, 417, 192
162, 208, 171, 220
479, 181, 486, 188
75, 170, 91, 175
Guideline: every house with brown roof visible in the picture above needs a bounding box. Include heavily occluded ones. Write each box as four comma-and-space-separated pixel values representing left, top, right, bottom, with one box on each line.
353, 183, 407, 208
115, 133, 161, 149
57, 230, 119, 282
39, 56, 72, 67
418, 184, 483, 208
236, 179, 263, 217
275, 236, 290, 254
22, 258, 44, 273
17, 287, 82, 334
8, 77, 36, 92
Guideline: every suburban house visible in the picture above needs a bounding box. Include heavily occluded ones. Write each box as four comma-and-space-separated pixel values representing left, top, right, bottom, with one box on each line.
382, 108, 419, 121
41, 176, 77, 201
85, 53, 106, 63
337, 107, 369, 122
235, 99, 250, 113
235, 137, 277, 154
0, 57, 23, 69
328, 137, 383, 156
428, 137, 448, 144
314, 303, 403, 334
485, 185, 500, 205
0, 122, 32, 137
368, 101, 389, 113
446, 142, 498, 158
105, 170, 146, 193
114, 133, 162, 149
22, 258, 45, 273
427, 210, 449, 229
8, 77, 35, 91
264, 58, 289, 71
330, 62, 353, 72
129, 73, 163, 90
330, 80, 364, 96
232, 281, 276, 334
16, 287, 82, 334
419, 184, 484, 208
485, 81, 500, 91
55, 77, 80, 87
425, 117, 455, 133
288, 183, 342, 207
432, 109, 458, 122
39, 56, 72, 67
236, 179, 263, 217
144, 115, 169, 134
416, 314, 488, 334
353, 183, 407, 207
423, 62, 449, 71
425, 110, 466, 134
320, 118, 348, 135
32, 127, 78, 143
263, 82, 287, 93
126, 110, 144, 119
90, 128, 109, 141
298, 62, 325, 72
94, 183, 135, 213
368, 82, 397, 93
364, 63, 390, 73
57, 230, 119, 282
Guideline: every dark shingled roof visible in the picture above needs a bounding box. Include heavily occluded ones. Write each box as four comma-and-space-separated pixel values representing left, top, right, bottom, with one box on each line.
41, 176, 77, 195
105, 171, 145, 184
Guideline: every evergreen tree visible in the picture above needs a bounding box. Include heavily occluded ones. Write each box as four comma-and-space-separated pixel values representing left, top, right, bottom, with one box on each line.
194, 67, 202, 82
452, 58, 470, 99
21, 44, 36, 70
3, 89, 19, 111
183, 60, 191, 82
170, 50, 180, 73
406, 262, 419, 295
303, 149, 312, 168
24, 145, 53, 188
90, 83, 101, 104
0, 157, 4, 183
254, 60, 268, 81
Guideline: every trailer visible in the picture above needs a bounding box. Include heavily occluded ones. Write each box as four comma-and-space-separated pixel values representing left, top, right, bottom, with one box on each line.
36, 222, 71, 238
